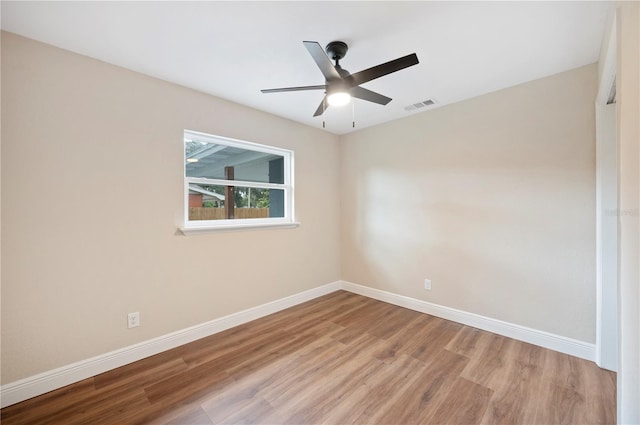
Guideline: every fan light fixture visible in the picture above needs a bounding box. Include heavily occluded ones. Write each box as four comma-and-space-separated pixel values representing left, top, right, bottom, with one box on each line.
261, 40, 419, 119
327, 91, 351, 107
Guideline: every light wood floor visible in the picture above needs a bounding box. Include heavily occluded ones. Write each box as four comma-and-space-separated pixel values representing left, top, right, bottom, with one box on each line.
1, 291, 616, 425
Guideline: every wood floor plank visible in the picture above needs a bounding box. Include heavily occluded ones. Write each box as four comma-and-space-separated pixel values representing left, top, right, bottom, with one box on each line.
200, 336, 345, 422
145, 403, 214, 425
366, 304, 424, 341
535, 381, 588, 425
214, 396, 279, 425
281, 291, 367, 330
373, 348, 471, 424
285, 351, 426, 425
408, 317, 464, 363
446, 325, 492, 358
459, 332, 517, 389
479, 342, 545, 425
143, 359, 233, 407
429, 377, 494, 425
180, 327, 290, 368
533, 351, 614, 425
247, 337, 349, 405
346, 354, 430, 424
224, 332, 322, 380
371, 312, 435, 363
80, 388, 152, 425
262, 332, 387, 410
0, 291, 616, 425
0, 378, 96, 425
45, 384, 150, 425
161, 407, 214, 425
540, 349, 586, 393
94, 356, 188, 391
332, 297, 397, 330
278, 358, 385, 425
582, 363, 617, 424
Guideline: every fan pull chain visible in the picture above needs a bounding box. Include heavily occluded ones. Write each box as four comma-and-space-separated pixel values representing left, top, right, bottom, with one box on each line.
352, 99, 355, 128
322, 96, 327, 128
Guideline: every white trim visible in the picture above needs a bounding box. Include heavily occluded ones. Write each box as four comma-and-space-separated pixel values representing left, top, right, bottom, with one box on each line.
339, 281, 596, 362
179, 221, 300, 235
186, 177, 289, 191
0, 281, 342, 408
1, 280, 597, 408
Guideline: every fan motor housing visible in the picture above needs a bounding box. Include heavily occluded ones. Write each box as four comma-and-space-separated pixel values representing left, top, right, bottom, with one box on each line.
325, 41, 348, 61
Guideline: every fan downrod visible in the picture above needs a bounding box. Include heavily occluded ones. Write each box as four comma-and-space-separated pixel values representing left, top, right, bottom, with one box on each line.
325, 41, 348, 61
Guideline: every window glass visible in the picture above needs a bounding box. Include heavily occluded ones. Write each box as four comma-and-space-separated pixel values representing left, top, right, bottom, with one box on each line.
185, 140, 284, 184
188, 184, 285, 220
183, 130, 293, 230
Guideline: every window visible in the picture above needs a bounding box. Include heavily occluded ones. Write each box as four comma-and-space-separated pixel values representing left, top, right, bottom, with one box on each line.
182, 130, 296, 233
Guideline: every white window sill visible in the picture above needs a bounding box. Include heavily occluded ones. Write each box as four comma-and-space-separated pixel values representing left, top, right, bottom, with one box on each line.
179, 222, 300, 235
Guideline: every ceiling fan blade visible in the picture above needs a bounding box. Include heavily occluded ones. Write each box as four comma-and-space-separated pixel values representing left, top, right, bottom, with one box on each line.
313, 96, 328, 117
348, 53, 419, 86
261, 84, 326, 93
303, 41, 341, 81
350, 86, 392, 105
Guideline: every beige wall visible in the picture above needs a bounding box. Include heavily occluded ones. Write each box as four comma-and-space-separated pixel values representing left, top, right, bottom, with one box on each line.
0, 32, 341, 384
616, 2, 639, 422
340, 64, 598, 342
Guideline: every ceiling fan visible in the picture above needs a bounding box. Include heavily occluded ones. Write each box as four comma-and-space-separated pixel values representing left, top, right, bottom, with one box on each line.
261, 41, 419, 117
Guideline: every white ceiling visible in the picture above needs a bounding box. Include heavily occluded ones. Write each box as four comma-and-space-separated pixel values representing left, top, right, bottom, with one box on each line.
1, 1, 613, 135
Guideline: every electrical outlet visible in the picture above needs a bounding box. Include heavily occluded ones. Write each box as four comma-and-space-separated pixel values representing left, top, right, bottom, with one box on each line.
128, 312, 140, 329
424, 279, 432, 290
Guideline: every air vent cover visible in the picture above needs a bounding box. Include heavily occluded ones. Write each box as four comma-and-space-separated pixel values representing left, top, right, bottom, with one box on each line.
404, 98, 436, 111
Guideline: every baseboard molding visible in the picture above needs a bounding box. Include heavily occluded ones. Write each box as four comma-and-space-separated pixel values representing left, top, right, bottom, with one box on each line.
1, 279, 596, 408
339, 280, 596, 362
0, 281, 342, 408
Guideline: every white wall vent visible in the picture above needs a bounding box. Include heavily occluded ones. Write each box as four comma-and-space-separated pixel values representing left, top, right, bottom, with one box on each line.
404, 98, 436, 111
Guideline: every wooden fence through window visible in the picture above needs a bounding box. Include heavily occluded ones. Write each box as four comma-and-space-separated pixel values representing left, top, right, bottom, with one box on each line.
189, 208, 269, 221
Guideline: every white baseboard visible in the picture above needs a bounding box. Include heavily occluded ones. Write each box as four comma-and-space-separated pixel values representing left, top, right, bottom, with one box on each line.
339, 280, 596, 362
1, 279, 596, 408
0, 281, 342, 408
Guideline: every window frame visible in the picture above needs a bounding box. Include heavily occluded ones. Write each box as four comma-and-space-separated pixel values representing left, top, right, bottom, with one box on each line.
181, 130, 296, 233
